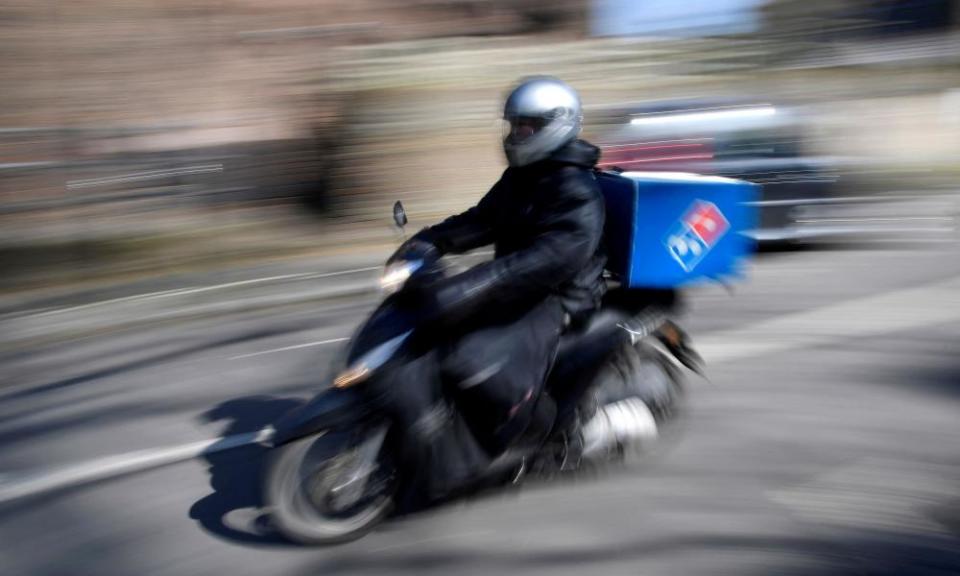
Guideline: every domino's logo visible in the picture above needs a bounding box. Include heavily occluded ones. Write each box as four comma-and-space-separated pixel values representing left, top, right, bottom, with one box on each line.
663, 200, 730, 272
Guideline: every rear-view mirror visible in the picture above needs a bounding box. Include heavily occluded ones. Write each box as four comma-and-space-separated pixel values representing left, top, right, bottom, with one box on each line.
393, 201, 408, 229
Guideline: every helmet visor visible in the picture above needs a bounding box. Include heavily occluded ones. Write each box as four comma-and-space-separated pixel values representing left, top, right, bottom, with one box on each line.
502, 115, 550, 145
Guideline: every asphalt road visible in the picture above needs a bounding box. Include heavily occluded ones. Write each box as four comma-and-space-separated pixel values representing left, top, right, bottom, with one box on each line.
2, 243, 960, 575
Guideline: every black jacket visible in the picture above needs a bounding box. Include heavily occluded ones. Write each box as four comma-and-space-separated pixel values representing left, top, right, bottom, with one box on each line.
411, 139, 607, 325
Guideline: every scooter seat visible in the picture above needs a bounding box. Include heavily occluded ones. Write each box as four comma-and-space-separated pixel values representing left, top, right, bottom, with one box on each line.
552, 309, 632, 387
550, 287, 676, 388
556, 309, 628, 359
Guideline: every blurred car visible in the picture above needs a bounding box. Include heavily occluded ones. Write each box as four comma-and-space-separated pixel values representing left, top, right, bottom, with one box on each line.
591, 99, 841, 243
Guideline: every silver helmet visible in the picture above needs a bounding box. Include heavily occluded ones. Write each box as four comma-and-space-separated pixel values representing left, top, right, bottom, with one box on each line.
502, 76, 582, 167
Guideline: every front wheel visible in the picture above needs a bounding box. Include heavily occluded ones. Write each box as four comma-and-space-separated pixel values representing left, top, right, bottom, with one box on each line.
265, 426, 397, 545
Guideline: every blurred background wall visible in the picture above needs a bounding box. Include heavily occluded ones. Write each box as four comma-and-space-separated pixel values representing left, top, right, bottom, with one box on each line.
1, 0, 958, 288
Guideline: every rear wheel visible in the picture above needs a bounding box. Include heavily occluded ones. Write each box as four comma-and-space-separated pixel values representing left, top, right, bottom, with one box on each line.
265, 426, 397, 545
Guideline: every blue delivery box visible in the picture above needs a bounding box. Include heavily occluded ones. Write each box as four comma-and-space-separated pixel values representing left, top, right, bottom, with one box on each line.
597, 171, 758, 288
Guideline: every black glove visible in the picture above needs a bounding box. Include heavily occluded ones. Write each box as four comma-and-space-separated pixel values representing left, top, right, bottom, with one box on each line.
395, 260, 462, 331
395, 258, 443, 306
386, 236, 440, 267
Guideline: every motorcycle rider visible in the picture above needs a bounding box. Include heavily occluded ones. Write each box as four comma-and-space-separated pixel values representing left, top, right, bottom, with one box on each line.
378, 76, 607, 502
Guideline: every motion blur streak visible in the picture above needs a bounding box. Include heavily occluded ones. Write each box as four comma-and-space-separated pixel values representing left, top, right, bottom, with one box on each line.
629, 106, 778, 125
230, 337, 350, 360
1, 0, 959, 574
2, 274, 957, 505
696, 275, 960, 364
0, 429, 271, 506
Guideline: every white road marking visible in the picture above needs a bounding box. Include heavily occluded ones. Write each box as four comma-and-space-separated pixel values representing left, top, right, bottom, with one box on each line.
8, 266, 382, 319
19, 287, 198, 319
6, 251, 496, 320
0, 428, 271, 505
229, 337, 350, 360
2, 274, 959, 505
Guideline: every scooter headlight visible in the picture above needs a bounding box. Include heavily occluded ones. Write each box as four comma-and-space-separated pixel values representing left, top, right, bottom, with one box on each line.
379, 259, 422, 294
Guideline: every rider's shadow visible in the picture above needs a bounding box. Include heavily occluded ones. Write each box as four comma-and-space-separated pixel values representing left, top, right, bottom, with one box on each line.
188, 395, 305, 547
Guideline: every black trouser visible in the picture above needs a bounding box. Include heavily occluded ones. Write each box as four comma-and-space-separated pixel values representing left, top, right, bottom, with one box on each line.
439, 296, 565, 455
366, 296, 565, 503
